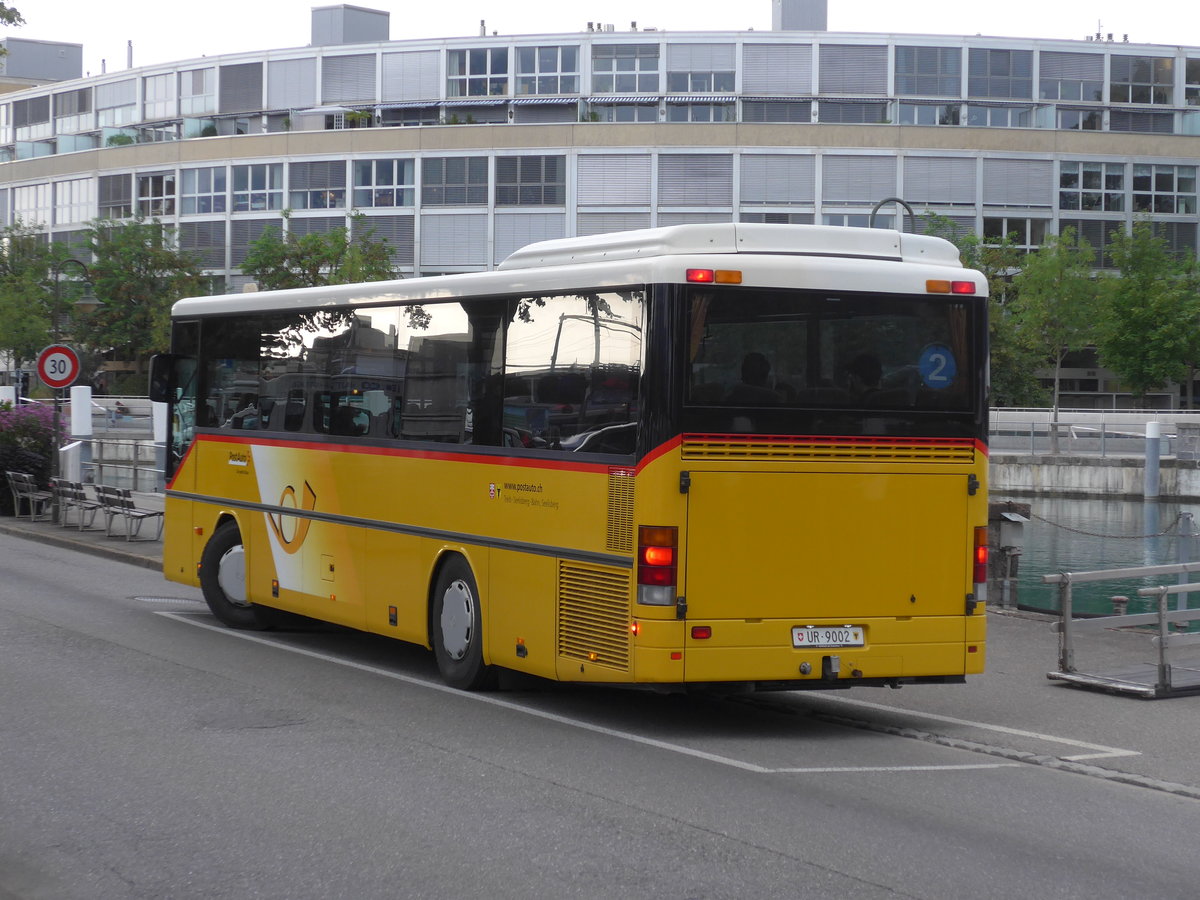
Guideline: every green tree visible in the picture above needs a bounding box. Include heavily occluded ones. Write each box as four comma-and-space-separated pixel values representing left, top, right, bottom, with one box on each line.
1097, 222, 1195, 405
83, 218, 207, 374
240, 215, 396, 290
1012, 227, 1102, 446
0, 223, 91, 376
922, 214, 1046, 407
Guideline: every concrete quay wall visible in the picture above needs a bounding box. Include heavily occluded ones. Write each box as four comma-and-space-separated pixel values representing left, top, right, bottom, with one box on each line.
990, 453, 1200, 500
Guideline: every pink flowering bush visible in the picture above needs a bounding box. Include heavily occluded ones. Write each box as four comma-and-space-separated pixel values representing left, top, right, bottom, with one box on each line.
0, 402, 60, 516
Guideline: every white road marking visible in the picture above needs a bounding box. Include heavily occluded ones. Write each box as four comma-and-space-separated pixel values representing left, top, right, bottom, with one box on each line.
157, 611, 1017, 775
809, 694, 1139, 761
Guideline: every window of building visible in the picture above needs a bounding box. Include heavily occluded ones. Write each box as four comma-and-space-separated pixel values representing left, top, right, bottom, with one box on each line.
587, 102, 658, 122
1058, 108, 1103, 130
897, 102, 961, 125
13, 94, 51, 141
95, 79, 137, 127
1109, 110, 1174, 134
495, 156, 564, 206
180, 68, 216, 115
13, 183, 51, 226
823, 213, 893, 228
289, 161, 346, 210
966, 104, 1034, 127
422, 157, 488, 206
983, 217, 1048, 251
967, 48, 1033, 99
143, 73, 176, 120
666, 70, 735, 93
353, 159, 415, 208
177, 167, 226, 215
54, 178, 95, 226
894, 46, 962, 96
1110, 56, 1174, 105
137, 173, 176, 217
516, 46, 579, 95
54, 88, 92, 134
591, 44, 660, 94
98, 174, 133, 219
447, 48, 509, 98
1132, 164, 1197, 214
740, 212, 815, 224
232, 163, 283, 212
665, 102, 736, 123
817, 100, 889, 124
742, 100, 811, 123
378, 106, 440, 127
1059, 161, 1124, 211
1039, 52, 1103, 102
1188, 59, 1200, 106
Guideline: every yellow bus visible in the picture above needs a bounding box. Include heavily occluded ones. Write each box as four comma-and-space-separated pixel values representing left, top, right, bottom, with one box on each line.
150, 223, 989, 691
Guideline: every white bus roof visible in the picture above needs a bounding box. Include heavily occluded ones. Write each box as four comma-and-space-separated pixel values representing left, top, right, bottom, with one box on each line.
171, 224, 975, 317
499, 223, 963, 271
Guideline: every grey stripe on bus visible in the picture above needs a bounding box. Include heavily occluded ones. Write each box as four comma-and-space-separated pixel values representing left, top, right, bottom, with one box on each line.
167, 490, 633, 570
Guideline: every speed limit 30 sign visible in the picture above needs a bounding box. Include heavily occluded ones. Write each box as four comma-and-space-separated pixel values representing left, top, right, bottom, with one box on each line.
37, 344, 82, 390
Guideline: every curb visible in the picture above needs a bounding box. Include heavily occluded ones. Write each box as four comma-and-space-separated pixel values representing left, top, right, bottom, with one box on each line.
0, 520, 162, 571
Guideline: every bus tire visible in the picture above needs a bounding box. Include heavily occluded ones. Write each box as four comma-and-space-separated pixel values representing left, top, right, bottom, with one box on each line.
432, 557, 496, 690
199, 521, 270, 630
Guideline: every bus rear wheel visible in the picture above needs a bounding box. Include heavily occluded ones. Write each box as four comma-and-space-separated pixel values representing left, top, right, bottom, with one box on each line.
432, 557, 497, 690
199, 522, 270, 630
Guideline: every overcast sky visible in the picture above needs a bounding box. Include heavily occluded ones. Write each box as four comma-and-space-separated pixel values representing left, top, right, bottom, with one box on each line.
6, 1, 1192, 80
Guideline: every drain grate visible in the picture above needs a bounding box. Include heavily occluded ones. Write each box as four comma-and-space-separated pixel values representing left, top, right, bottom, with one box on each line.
134, 596, 204, 605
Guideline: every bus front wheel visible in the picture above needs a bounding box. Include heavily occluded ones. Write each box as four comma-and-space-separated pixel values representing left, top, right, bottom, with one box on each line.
199, 522, 270, 630
432, 557, 496, 690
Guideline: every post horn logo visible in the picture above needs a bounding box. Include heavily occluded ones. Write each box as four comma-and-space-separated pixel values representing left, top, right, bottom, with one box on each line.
266, 481, 317, 555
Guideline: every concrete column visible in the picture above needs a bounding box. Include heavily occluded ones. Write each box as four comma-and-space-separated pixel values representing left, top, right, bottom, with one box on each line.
69, 385, 94, 483
1145, 421, 1161, 500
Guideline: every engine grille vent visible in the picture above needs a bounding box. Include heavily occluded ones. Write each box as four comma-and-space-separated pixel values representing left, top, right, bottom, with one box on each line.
557, 561, 631, 671
681, 434, 977, 464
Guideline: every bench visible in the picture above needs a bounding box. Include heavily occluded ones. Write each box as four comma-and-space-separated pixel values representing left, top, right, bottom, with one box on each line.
6, 471, 53, 520
52, 478, 103, 531
94, 484, 164, 541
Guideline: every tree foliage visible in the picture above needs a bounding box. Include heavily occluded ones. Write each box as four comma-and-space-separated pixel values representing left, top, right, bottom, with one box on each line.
0, 222, 91, 372
82, 218, 207, 370
240, 216, 396, 291
1096, 222, 1197, 404
1012, 228, 1102, 416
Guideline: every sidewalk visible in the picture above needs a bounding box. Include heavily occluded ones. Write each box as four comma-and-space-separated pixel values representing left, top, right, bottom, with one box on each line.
0, 491, 164, 571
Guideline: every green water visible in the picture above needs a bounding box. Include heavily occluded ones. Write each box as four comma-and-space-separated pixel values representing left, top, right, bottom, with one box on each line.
998, 496, 1200, 617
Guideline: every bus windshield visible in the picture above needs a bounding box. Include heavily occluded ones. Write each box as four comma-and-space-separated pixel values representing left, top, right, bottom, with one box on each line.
684, 286, 978, 434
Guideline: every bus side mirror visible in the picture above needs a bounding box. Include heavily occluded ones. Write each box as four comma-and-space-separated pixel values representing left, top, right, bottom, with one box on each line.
148, 353, 178, 403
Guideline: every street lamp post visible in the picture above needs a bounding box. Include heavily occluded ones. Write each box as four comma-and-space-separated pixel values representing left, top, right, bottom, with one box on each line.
47, 258, 91, 522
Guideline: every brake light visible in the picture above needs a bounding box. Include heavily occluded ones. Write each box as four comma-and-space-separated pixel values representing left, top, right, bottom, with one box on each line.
637, 525, 678, 606
686, 269, 743, 284
927, 279, 977, 295
973, 526, 989, 586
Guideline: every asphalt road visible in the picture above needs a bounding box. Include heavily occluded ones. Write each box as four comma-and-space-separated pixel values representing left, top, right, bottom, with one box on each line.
2, 532, 1199, 899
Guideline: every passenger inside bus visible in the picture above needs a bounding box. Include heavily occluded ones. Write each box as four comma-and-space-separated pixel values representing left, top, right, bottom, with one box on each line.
725, 352, 780, 405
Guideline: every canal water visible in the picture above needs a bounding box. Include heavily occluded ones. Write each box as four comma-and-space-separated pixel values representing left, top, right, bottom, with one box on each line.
997, 495, 1200, 618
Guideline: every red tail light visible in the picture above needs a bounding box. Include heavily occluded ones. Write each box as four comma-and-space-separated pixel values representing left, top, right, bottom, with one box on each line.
973, 526, 989, 585
637, 525, 678, 606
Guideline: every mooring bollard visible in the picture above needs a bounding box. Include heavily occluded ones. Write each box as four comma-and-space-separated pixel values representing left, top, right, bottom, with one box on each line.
1111, 595, 1129, 616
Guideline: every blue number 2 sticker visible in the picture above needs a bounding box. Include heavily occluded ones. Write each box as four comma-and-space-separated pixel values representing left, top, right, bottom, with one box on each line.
918, 343, 957, 390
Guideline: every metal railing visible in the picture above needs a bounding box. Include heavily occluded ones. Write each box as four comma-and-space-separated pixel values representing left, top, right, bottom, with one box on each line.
1044, 562, 1200, 698
77, 436, 163, 492
989, 408, 1200, 457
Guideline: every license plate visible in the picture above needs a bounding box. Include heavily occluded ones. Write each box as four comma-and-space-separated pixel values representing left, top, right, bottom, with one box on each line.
792, 626, 864, 648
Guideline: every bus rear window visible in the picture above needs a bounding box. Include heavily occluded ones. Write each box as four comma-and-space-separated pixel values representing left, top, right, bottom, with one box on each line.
686, 287, 974, 412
